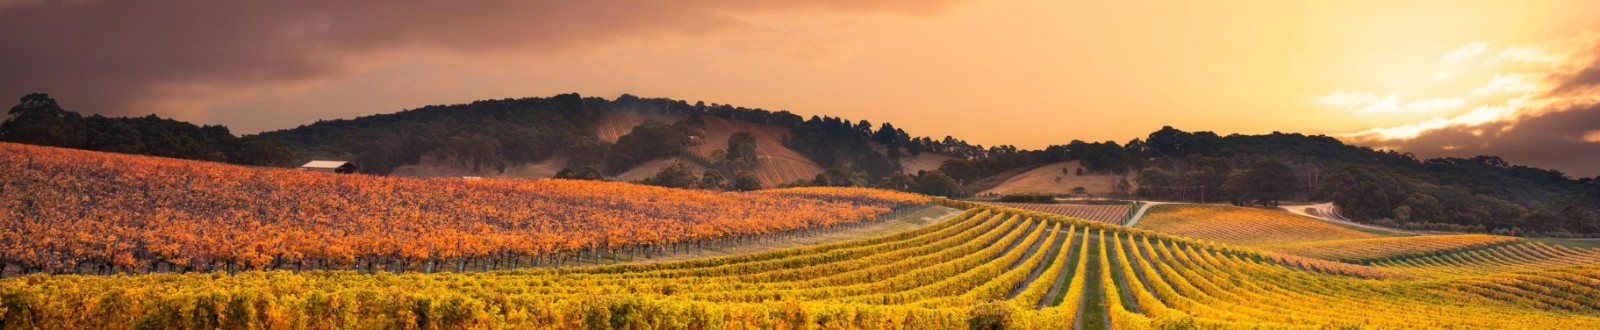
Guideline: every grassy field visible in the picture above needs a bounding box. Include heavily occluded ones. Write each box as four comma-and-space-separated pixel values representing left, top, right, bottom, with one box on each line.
979, 161, 1131, 196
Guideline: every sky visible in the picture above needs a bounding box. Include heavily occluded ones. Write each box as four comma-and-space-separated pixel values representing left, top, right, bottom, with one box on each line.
1, 0, 1599, 177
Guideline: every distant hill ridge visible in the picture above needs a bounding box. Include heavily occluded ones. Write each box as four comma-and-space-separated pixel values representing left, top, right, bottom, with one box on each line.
2, 92, 1598, 235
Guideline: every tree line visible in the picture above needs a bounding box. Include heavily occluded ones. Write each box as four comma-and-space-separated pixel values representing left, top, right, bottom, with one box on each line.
7, 92, 1596, 234
0, 93, 292, 167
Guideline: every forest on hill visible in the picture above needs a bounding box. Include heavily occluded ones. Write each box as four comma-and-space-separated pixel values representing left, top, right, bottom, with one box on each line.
2, 93, 1597, 235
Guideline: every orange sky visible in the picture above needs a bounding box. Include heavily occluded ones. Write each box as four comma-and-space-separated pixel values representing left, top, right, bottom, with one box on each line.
2, 0, 1599, 175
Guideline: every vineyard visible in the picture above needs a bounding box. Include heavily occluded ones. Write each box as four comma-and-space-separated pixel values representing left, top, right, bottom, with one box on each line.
1371, 240, 1600, 278
1134, 204, 1388, 245
1272, 234, 1519, 263
978, 202, 1133, 224
0, 143, 929, 275
1132, 204, 1555, 264
3, 202, 1599, 328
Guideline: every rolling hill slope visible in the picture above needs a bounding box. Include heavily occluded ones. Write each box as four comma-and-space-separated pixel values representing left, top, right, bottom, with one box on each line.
595, 111, 824, 187
980, 161, 1132, 196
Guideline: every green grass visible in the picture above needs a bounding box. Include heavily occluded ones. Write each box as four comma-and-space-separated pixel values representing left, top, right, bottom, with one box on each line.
1078, 237, 1108, 330
1529, 237, 1600, 249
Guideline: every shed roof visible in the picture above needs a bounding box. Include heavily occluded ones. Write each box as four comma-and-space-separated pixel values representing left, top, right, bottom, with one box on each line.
300, 160, 352, 169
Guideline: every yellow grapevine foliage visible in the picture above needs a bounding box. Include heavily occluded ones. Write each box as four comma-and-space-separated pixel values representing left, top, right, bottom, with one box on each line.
3, 204, 1600, 329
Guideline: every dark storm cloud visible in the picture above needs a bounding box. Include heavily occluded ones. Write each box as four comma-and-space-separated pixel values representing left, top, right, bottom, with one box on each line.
0, 0, 960, 116
1367, 103, 1600, 178
1554, 60, 1600, 94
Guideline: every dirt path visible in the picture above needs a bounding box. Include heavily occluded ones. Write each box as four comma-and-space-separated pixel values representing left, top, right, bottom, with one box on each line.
1123, 201, 1175, 227
1282, 203, 1420, 236
627, 204, 963, 264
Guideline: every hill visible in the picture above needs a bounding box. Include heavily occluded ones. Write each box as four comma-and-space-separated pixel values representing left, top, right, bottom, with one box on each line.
250, 94, 964, 190
979, 161, 1131, 196
6, 93, 1598, 234
6, 202, 1599, 328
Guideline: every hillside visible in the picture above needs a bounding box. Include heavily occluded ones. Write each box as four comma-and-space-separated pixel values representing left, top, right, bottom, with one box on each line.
0, 143, 930, 275
899, 150, 957, 173
596, 110, 945, 187
980, 160, 1131, 196
7, 202, 1599, 328
688, 115, 825, 186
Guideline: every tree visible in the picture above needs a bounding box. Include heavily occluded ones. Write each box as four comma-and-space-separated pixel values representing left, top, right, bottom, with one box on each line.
229, 136, 293, 167
877, 173, 919, 192
606, 121, 694, 175
1224, 160, 1300, 206
1, 93, 88, 148
812, 164, 869, 187
730, 174, 763, 191
82, 116, 144, 153
915, 171, 962, 197
1135, 168, 1176, 199
699, 170, 726, 190
1115, 177, 1132, 196
872, 122, 898, 144
556, 167, 604, 180
723, 132, 758, 174
1319, 166, 1405, 220
639, 163, 697, 188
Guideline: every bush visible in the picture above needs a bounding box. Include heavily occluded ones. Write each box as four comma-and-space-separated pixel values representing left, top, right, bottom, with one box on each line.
998, 194, 1055, 203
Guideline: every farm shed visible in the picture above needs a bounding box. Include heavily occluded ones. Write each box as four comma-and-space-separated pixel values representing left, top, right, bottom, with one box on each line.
299, 160, 359, 174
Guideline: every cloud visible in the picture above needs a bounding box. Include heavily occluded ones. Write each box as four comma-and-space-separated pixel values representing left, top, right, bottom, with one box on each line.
1583, 130, 1600, 143
1351, 103, 1600, 178
1337, 33, 1600, 177
0, 0, 963, 120
1342, 103, 1521, 141
1443, 42, 1488, 62
1474, 73, 1544, 95
1315, 91, 1380, 108
1554, 59, 1600, 93
1488, 45, 1564, 65
1315, 91, 1463, 115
